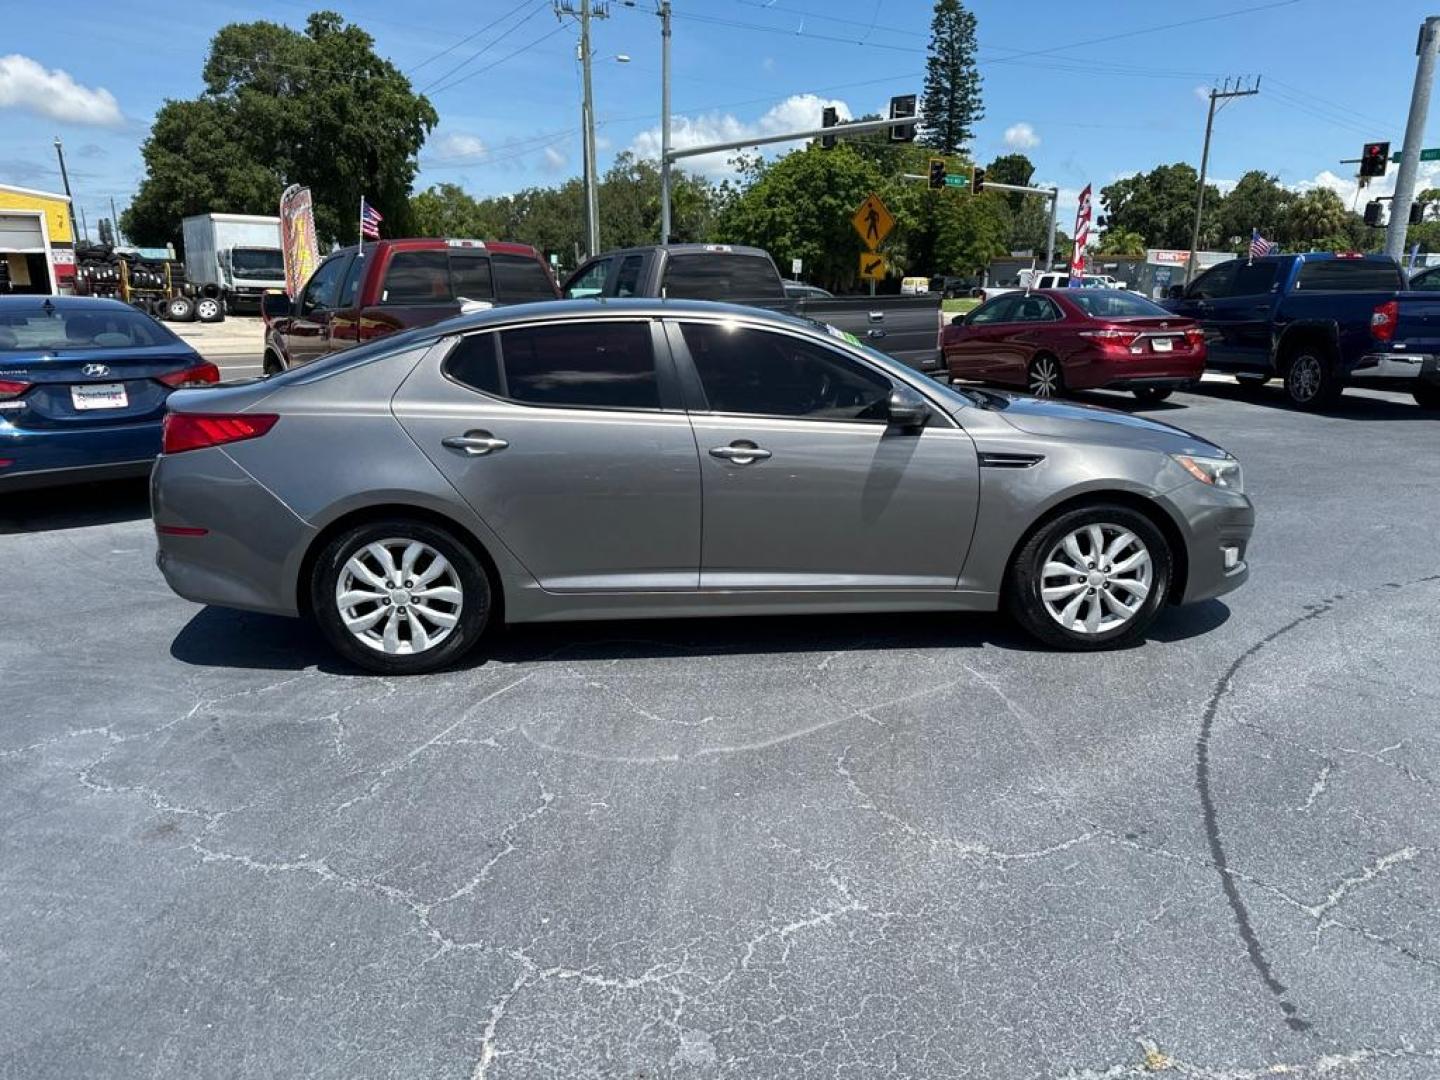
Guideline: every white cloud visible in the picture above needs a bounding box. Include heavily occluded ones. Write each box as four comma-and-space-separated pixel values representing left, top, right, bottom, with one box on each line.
542, 145, 566, 171
1003, 122, 1039, 150
1290, 163, 1440, 209
0, 54, 122, 126
432, 132, 486, 160
629, 93, 852, 177
1194, 85, 1212, 105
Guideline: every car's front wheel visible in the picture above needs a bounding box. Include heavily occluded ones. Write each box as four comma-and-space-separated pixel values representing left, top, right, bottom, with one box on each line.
1006, 504, 1172, 650
310, 519, 492, 674
1028, 355, 1064, 398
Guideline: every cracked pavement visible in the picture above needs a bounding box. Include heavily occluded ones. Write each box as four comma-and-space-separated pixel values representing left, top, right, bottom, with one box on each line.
1, 382, 1437, 1078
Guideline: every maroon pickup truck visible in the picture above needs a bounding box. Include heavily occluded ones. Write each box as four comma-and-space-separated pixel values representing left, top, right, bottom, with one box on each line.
260, 238, 559, 373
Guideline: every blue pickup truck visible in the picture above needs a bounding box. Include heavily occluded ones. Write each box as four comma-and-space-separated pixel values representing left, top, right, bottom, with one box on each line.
1164, 252, 1440, 410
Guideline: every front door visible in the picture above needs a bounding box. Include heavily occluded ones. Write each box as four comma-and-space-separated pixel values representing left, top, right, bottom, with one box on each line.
669, 319, 980, 591
392, 317, 701, 591
1173, 260, 1248, 369
286, 252, 352, 367
947, 294, 1019, 382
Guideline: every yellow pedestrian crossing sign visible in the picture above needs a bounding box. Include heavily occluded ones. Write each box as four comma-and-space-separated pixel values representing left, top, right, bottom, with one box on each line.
859, 251, 887, 281
852, 193, 894, 250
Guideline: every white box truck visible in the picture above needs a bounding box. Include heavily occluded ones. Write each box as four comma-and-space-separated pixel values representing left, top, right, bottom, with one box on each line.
182, 213, 286, 315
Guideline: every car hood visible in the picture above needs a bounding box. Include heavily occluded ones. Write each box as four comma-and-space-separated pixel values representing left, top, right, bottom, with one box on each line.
985, 392, 1224, 456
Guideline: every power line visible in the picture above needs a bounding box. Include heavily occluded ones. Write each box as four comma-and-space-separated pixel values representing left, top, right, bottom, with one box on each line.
407, 0, 548, 75
420, 3, 556, 95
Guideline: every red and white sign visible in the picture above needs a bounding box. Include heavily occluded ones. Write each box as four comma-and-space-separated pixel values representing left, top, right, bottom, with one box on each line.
1150, 249, 1189, 265
50, 247, 75, 281
1068, 184, 1092, 284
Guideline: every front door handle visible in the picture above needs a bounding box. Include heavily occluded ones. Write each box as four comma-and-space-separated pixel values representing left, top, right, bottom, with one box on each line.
442, 432, 509, 456
709, 441, 771, 465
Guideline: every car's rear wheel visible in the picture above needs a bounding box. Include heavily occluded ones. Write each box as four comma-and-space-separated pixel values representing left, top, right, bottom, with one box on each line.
1006, 504, 1172, 651
310, 519, 492, 675
1413, 382, 1440, 410
1028, 354, 1063, 398
1131, 387, 1172, 404
1234, 374, 1269, 394
1283, 344, 1342, 409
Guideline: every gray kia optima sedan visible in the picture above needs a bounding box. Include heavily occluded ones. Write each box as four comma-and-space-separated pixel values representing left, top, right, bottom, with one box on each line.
152, 300, 1253, 674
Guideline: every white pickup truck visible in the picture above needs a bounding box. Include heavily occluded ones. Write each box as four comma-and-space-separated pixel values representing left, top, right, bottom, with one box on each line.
975, 269, 1117, 302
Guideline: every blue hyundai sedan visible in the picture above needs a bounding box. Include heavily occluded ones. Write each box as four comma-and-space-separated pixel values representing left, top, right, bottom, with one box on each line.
0, 296, 219, 490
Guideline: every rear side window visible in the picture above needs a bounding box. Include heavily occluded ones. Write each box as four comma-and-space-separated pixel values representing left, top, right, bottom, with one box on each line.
493, 254, 557, 302
451, 254, 493, 301
1296, 259, 1404, 291
444, 333, 501, 395
381, 250, 452, 304
662, 254, 781, 300
1233, 261, 1279, 296
499, 321, 657, 409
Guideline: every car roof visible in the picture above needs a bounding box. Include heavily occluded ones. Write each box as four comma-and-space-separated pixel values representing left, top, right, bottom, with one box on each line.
398, 297, 822, 339
595, 243, 772, 259
0, 294, 139, 313
327, 238, 541, 259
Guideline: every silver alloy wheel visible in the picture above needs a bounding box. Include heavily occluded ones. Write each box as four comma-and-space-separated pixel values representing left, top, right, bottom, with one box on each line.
1029, 356, 1060, 397
196, 298, 220, 320
1289, 354, 1322, 402
335, 538, 463, 655
1040, 523, 1153, 635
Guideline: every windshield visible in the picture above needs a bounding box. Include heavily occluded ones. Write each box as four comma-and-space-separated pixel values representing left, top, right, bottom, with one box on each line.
0, 305, 179, 351
1068, 290, 1173, 318
231, 247, 285, 278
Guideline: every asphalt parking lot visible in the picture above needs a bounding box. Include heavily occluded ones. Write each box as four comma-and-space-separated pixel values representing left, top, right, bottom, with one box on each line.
2, 381, 1437, 1078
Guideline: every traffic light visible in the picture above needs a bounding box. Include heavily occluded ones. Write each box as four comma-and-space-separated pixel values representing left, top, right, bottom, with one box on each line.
972, 166, 986, 194
928, 158, 947, 189
1361, 142, 1390, 178
1412, 200, 1428, 225
888, 94, 917, 143
1364, 200, 1384, 227
821, 106, 838, 150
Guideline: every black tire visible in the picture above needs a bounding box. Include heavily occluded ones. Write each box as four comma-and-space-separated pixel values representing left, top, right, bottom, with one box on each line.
1414, 382, 1440, 410
310, 519, 493, 675
1131, 387, 1173, 404
1282, 343, 1342, 409
195, 296, 224, 323
1027, 354, 1064, 398
1006, 503, 1173, 651
1234, 374, 1269, 395
263, 350, 286, 376
165, 296, 196, 322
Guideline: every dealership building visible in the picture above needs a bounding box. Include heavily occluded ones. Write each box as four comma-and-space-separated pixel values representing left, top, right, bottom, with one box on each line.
0, 183, 76, 295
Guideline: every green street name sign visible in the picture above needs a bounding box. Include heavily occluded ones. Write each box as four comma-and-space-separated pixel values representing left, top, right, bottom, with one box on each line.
1391, 148, 1440, 162
944, 174, 969, 188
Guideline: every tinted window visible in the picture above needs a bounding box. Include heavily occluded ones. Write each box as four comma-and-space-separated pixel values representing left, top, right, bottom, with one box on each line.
493, 254, 557, 302
663, 254, 781, 300
0, 306, 177, 351
1068, 291, 1173, 318
382, 250, 452, 304
614, 255, 644, 298
1296, 258, 1404, 291
444, 332, 501, 395
1012, 296, 1060, 322
680, 322, 891, 422
451, 254, 493, 301
565, 258, 612, 298
968, 296, 1018, 324
302, 255, 350, 311
336, 255, 361, 308
500, 321, 657, 409
1410, 266, 1440, 290
1188, 261, 1237, 300
1233, 261, 1279, 296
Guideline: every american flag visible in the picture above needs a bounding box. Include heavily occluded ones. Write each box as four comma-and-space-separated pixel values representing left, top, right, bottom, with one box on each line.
1249, 227, 1274, 260
361, 197, 383, 240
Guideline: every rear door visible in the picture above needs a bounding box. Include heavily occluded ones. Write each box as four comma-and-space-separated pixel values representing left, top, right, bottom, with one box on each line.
285, 253, 352, 366
671, 319, 979, 591
391, 317, 702, 591
997, 294, 1065, 385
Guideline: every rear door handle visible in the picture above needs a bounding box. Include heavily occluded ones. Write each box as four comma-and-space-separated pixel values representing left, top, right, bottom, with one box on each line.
442, 432, 509, 456
709, 441, 771, 465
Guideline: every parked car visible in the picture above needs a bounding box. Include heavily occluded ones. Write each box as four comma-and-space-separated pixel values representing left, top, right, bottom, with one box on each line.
973, 271, 1095, 303
783, 281, 833, 300
930, 275, 979, 299
942, 288, 1204, 403
900, 276, 930, 296
561, 244, 944, 373
152, 299, 1253, 674
182, 213, 285, 316
1163, 251, 1440, 409
261, 238, 559, 373
1407, 264, 1440, 290
0, 295, 218, 490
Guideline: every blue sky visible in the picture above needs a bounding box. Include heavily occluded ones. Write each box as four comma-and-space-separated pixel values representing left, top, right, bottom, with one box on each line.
3, 0, 1438, 242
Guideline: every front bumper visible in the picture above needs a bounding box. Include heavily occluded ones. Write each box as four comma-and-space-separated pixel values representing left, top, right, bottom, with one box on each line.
1165, 482, 1255, 605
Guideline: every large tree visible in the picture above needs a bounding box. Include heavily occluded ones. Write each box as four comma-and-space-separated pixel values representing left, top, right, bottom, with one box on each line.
1214, 170, 1292, 249
1101, 164, 1221, 250
919, 0, 983, 155
124, 11, 436, 250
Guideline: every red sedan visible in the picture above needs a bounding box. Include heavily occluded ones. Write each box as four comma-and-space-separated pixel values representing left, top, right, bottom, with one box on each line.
941, 288, 1206, 403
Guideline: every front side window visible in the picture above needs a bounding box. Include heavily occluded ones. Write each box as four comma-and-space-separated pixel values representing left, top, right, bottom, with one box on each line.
564, 258, 612, 299
381, 250, 452, 305
614, 255, 644, 298
968, 296, 1018, 325
680, 322, 891, 422
1188, 261, 1238, 300
302, 255, 350, 312
493, 254, 558, 302
1233, 261, 1279, 296
499, 321, 657, 409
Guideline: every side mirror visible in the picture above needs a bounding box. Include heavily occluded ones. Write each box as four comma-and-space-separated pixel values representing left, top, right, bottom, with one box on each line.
951, 313, 968, 326
1166, 284, 1186, 301
261, 291, 293, 321
887, 386, 929, 430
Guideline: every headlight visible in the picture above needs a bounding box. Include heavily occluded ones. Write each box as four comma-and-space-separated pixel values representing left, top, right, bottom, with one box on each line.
1172, 453, 1243, 493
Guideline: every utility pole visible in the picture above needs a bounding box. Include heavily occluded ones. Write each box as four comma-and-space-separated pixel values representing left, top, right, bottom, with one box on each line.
1045, 187, 1058, 270
110, 196, 122, 247
53, 136, 82, 241
658, 0, 673, 245
1186, 77, 1260, 284
556, 0, 609, 257
1386, 17, 1440, 261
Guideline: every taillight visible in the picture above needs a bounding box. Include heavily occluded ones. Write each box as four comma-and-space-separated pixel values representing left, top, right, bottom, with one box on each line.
0, 379, 30, 400
1185, 328, 1205, 347
157, 362, 221, 388
162, 413, 278, 454
1078, 329, 1139, 348
1371, 300, 1399, 342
